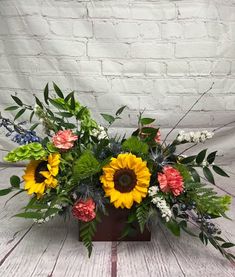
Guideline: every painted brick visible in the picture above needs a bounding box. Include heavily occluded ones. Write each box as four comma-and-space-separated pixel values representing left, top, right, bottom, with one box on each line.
123, 62, 145, 77
131, 43, 174, 59
41, 3, 87, 18
49, 20, 73, 36
88, 3, 131, 19
94, 22, 138, 39
189, 61, 211, 76
111, 78, 154, 94
177, 3, 219, 19
175, 42, 218, 58
139, 22, 160, 39
102, 60, 122, 76
212, 61, 230, 76
146, 62, 165, 76
88, 42, 129, 58
41, 40, 85, 56
167, 61, 189, 77
206, 22, 227, 39
5, 39, 41, 55
131, 4, 176, 20
162, 22, 183, 39
73, 77, 110, 93
73, 21, 93, 38
184, 22, 207, 39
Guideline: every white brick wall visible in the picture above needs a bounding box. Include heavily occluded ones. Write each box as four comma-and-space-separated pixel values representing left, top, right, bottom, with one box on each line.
0, 0, 235, 138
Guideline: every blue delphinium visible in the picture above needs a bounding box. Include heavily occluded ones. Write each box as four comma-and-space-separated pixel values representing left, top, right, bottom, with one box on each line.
12, 130, 41, 145
0, 115, 41, 145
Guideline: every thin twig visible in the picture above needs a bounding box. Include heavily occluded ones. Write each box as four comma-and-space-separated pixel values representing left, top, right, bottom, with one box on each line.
177, 143, 198, 157
212, 120, 235, 132
162, 82, 214, 145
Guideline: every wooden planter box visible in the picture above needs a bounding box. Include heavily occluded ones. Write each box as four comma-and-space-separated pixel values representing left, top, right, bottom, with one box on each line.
79, 205, 151, 241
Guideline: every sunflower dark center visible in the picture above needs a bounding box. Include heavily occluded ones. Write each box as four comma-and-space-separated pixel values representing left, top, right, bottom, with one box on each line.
114, 168, 137, 193
35, 161, 48, 183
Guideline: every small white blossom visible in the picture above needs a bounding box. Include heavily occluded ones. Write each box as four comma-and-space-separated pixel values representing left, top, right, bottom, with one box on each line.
176, 130, 214, 143
91, 125, 108, 140
151, 195, 172, 222
148, 186, 159, 197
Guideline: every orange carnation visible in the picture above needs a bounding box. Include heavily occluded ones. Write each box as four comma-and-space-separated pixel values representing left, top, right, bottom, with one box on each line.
158, 166, 184, 196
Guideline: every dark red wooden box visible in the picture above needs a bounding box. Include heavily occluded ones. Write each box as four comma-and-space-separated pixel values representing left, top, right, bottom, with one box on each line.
79, 205, 151, 241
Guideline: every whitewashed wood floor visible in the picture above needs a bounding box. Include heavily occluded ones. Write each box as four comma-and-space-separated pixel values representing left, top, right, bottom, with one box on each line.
0, 167, 234, 277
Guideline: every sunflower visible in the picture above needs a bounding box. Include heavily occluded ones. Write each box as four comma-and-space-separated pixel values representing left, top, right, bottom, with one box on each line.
100, 153, 151, 209
22, 153, 60, 199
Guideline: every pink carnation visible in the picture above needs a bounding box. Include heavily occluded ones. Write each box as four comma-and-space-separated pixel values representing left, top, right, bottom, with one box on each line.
52, 130, 78, 150
155, 130, 161, 143
158, 166, 184, 196
72, 198, 96, 222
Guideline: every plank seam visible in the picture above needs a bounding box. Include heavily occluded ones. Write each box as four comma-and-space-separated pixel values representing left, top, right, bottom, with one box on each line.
48, 225, 69, 277
0, 223, 34, 267
159, 224, 186, 277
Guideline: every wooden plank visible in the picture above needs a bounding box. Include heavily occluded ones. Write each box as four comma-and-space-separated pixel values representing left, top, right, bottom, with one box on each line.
0, 217, 68, 277
0, 168, 111, 277
49, 219, 111, 277
117, 227, 185, 277
0, 168, 33, 259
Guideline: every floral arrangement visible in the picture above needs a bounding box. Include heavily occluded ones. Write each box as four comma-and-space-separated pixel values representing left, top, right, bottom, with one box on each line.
0, 83, 234, 261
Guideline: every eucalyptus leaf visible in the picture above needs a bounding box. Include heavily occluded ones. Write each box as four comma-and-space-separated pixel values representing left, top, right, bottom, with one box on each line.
53, 82, 64, 98
11, 95, 23, 106
207, 151, 217, 164
212, 165, 229, 177
101, 113, 115, 125
203, 167, 215, 185
5, 106, 19, 111
115, 105, 127, 116
196, 149, 207, 164
44, 83, 49, 105
14, 109, 26, 121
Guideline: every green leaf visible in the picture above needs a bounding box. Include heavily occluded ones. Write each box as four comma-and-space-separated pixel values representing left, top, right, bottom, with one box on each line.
29, 111, 35, 123
188, 167, 200, 182
70, 92, 75, 110
166, 219, 180, 236
203, 167, 215, 185
79, 220, 97, 257
10, 175, 21, 188
101, 113, 115, 125
136, 203, 149, 233
49, 99, 66, 110
174, 164, 192, 182
35, 96, 44, 109
44, 83, 49, 105
30, 123, 39, 131
181, 155, 196, 164
115, 105, 127, 116
5, 106, 19, 111
14, 108, 26, 121
73, 151, 100, 182
207, 151, 217, 164
14, 212, 43, 219
0, 188, 12, 196
11, 95, 23, 106
53, 82, 64, 98
196, 149, 207, 164
221, 240, 234, 250
75, 106, 87, 120
122, 136, 149, 155
56, 112, 73, 118
212, 165, 229, 177
140, 117, 155, 125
